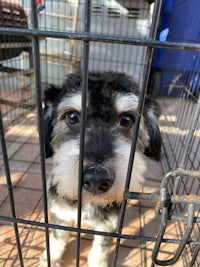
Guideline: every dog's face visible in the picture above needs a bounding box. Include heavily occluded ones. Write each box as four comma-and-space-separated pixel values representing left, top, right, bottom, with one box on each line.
44, 72, 161, 206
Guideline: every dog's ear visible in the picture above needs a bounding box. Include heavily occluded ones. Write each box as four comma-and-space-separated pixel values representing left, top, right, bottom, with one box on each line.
143, 97, 162, 161
43, 85, 62, 158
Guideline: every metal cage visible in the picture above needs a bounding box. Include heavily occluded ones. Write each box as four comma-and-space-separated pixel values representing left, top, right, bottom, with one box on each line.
0, 0, 200, 266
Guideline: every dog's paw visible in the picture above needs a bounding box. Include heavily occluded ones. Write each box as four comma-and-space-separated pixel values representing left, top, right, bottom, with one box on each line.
38, 260, 61, 267
88, 260, 108, 267
38, 251, 61, 267
88, 251, 108, 267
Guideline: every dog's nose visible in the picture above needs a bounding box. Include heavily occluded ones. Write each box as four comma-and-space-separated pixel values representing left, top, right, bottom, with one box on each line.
83, 168, 113, 194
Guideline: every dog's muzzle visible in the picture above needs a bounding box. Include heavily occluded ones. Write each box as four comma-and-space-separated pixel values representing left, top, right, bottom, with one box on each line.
83, 167, 113, 194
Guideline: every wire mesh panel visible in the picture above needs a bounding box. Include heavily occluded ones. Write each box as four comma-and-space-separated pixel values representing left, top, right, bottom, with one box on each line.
156, 87, 200, 267
0, 0, 35, 128
148, 1, 200, 266
0, 0, 200, 267
160, 97, 200, 172
86, 0, 152, 81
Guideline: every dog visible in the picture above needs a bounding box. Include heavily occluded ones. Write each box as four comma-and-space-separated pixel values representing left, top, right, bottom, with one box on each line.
39, 71, 161, 267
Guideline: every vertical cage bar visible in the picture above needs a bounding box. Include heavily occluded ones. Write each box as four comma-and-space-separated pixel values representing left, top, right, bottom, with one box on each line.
189, 245, 200, 267
152, 203, 195, 266
76, 1, 91, 267
151, 206, 168, 267
179, 97, 200, 170
0, 109, 24, 267
112, 1, 163, 266
173, 96, 200, 193
30, 0, 51, 266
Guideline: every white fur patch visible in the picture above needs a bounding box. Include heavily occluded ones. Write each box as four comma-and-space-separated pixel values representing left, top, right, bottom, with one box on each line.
57, 92, 83, 115
115, 93, 139, 113
113, 138, 146, 193
51, 135, 146, 207
52, 139, 80, 199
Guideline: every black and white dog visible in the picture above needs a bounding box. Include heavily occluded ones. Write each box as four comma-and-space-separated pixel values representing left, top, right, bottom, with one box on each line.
39, 71, 161, 267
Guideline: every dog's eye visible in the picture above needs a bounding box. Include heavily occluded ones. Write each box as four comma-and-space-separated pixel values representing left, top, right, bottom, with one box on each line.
65, 111, 80, 125
120, 114, 135, 128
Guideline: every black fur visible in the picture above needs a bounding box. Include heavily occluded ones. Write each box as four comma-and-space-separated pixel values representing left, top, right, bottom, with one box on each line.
43, 85, 63, 158
144, 97, 162, 160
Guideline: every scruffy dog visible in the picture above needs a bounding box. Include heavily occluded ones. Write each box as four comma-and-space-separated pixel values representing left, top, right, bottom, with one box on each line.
39, 71, 161, 267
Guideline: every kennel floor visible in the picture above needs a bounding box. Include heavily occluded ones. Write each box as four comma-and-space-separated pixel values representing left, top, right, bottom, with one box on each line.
0, 106, 186, 267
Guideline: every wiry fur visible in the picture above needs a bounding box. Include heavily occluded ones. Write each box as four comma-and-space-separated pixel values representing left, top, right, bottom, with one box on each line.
39, 71, 161, 267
